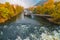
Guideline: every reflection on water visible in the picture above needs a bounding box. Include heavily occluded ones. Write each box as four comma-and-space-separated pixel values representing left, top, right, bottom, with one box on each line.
21, 12, 25, 20
0, 13, 60, 40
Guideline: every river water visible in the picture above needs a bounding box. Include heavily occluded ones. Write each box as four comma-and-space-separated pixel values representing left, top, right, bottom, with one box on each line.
0, 13, 60, 40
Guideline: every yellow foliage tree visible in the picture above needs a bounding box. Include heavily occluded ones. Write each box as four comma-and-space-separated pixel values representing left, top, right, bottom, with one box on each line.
0, 2, 24, 23
29, 6, 35, 11
15, 5, 24, 14
44, 0, 55, 9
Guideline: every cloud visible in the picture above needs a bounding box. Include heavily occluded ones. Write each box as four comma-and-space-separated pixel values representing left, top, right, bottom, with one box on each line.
0, 0, 40, 8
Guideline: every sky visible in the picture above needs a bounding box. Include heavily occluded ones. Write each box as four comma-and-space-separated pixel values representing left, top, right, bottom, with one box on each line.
0, 0, 40, 8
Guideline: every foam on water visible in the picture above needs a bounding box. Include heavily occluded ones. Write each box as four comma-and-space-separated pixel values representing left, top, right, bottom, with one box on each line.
0, 24, 60, 40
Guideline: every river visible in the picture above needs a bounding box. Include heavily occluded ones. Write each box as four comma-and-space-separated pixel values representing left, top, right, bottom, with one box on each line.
0, 12, 60, 40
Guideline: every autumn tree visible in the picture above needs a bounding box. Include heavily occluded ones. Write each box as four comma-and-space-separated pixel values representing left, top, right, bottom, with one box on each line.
15, 5, 24, 14
33, 6, 45, 14
50, 2, 60, 24
29, 6, 35, 11
0, 2, 24, 23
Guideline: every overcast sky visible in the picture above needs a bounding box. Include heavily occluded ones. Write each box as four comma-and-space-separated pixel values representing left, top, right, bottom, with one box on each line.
0, 0, 40, 8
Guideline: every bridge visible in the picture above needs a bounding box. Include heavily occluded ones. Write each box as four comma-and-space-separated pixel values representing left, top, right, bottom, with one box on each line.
25, 13, 52, 18
24, 9, 52, 18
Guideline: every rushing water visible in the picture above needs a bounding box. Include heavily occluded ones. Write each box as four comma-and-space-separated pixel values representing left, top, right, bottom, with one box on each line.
0, 12, 60, 40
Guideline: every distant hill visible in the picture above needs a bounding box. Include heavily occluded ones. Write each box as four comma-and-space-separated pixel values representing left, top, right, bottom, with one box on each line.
35, 0, 47, 6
